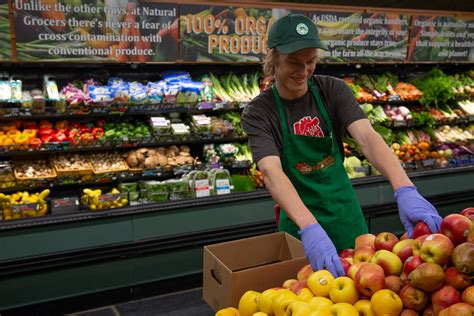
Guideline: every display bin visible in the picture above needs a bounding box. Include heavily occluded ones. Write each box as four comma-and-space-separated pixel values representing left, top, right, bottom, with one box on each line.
202, 232, 308, 312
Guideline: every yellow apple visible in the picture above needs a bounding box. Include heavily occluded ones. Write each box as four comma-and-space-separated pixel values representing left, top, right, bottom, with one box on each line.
296, 287, 314, 302
354, 299, 375, 316
371, 249, 403, 276
257, 288, 279, 314
308, 296, 333, 314
370, 289, 403, 316
215, 307, 239, 316
307, 269, 334, 297
330, 302, 359, 316
252, 312, 268, 316
329, 276, 359, 304
285, 301, 312, 316
271, 289, 298, 316
238, 290, 260, 316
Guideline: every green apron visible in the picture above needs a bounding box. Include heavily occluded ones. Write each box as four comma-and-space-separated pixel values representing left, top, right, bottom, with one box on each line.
273, 81, 368, 252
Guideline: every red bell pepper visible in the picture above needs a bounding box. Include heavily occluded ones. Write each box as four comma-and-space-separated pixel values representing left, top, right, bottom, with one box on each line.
41, 135, 53, 143
70, 122, 83, 129
29, 137, 42, 149
68, 128, 80, 141
56, 128, 68, 134
23, 121, 38, 130
80, 127, 91, 134
92, 127, 104, 139
39, 120, 53, 130
55, 120, 69, 130
39, 128, 55, 137
53, 132, 67, 142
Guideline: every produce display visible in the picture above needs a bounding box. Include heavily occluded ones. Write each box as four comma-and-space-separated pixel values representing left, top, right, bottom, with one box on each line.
0, 189, 50, 220
216, 209, 474, 316
0, 67, 472, 222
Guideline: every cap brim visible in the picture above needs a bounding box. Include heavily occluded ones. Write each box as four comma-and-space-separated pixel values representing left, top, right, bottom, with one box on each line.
276, 39, 328, 54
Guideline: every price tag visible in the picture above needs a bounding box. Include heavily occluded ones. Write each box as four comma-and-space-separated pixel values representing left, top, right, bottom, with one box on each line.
99, 193, 122, 202
393, 120, 407, 127
12, 203, 39, 214
194, 179, 210, 197
421, 158, 435, 168
215, 179, 231, 195
51, 197, 80, 214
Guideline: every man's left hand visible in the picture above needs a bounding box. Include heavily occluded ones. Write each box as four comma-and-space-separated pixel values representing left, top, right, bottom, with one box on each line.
395, 186, 442, 238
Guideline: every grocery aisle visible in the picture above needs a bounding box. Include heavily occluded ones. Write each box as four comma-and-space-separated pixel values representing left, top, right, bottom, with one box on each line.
67, 288, 214, 316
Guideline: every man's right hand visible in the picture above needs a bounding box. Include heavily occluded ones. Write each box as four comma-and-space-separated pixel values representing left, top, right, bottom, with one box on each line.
299, 223, 345, 277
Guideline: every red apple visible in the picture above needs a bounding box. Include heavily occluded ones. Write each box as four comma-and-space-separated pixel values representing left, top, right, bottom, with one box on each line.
392, 239, 416, 262
460, 207, 474, 222
400, 231, 408, 240
462, 285, 474, 305
347, 262, 367, 280
431, 285, 462, 315
419, 234, 454, 266
399, 284, 429, 312
355, 233, 376, 250
401, 309, 419, 316
467, 225, 474, 243
289, 280, 307, 294
339, 257, 351, 274
441, 214, 473, 246
353, 246, 375, 263
423, 305, 434, 316
339, 248, 355, 259
413, 221, 432, 239
413, 234, 429, 256
374, 232, 399, 251
403, 256, 424, 277
282, 278, 298, 289
444, 267, 472, 291
385, 275, 403, 294
371, 249, 403, 276
354, 263, 385, 298
296, 264, 313, 281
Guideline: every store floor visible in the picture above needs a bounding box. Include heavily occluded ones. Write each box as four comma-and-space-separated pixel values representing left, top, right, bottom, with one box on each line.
66, 288, 214, 316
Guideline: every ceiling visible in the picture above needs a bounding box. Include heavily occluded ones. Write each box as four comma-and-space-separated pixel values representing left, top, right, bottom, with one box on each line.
275, 0, 474, 13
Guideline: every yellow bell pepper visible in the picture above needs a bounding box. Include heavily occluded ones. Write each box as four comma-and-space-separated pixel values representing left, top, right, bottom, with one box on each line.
23, 129, 37, 139
14, 133, 29, 145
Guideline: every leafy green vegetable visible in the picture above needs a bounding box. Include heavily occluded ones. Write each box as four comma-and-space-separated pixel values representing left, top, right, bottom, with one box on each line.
412, 68, 455, 108
411, 112, 436, 128
373, 125, 394, 145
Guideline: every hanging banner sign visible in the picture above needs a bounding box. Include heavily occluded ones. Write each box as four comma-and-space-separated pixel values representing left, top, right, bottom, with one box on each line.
13, 0, 177, 62
408, 16, 474, 62
0, 0, 11, 61
308, 11, 410, 62
180, 5, 301, 62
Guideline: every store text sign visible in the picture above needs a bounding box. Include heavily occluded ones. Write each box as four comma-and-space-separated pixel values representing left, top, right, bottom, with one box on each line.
13, 0, 177, 62
408, 16, 474, 62
309, 11, 410, 62
0, 0, 10, 61
180, 5, 301, 62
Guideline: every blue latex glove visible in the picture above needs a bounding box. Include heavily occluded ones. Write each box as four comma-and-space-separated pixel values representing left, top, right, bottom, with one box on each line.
298, 223, 345, 277
395, 186, 442, 238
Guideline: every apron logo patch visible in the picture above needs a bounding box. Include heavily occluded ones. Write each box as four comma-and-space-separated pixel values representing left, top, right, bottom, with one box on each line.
295, 156, 335, 175
293, 116, 324, 138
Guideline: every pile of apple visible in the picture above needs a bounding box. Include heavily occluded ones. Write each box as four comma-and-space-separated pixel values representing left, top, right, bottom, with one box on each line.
215, 207, 474, 316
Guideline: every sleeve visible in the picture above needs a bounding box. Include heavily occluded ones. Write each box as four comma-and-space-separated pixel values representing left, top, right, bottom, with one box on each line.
241, 97, 281, 164
330, 78, 367, 131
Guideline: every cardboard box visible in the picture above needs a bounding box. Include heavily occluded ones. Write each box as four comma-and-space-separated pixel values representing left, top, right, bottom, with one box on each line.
202, 232, 308, 311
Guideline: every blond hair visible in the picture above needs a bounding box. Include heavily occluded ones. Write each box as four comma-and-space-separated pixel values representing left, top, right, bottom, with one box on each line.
263, 48, 280, 77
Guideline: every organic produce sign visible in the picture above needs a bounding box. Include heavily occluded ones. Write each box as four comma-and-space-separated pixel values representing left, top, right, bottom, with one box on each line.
180, 5, 300, 62
309, 11, 410, 62
408, 16, 474, 62
13, 0, 177, 62
0, 0, 10, 60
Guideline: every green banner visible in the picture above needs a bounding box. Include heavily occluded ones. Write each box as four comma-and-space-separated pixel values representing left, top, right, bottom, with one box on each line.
13, 0, 177, 62
309, 11, 410, 62
408, 16, 474, 62
0, 0, 10, 61
180, 5, 301, 62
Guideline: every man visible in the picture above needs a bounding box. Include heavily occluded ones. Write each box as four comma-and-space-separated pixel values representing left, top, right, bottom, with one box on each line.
241, 14, 441, 277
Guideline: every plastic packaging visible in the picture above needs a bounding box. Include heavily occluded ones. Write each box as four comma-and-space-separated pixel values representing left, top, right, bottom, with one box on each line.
209, 168, 233, 195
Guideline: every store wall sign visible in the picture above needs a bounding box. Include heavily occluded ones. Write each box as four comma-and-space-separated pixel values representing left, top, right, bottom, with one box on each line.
0, 0, 10, 61
13, 0, 177, 62
180, 5, 301, 62
309, 11, 410, 62
408, 16, 474, 62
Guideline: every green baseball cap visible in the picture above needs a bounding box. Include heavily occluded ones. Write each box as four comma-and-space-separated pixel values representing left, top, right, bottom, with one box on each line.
268, 14, 328, 54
